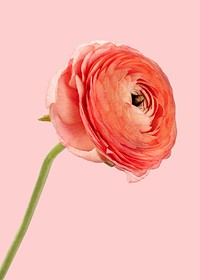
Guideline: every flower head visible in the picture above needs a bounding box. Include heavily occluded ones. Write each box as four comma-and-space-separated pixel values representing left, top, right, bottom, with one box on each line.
46, 41, 177, 182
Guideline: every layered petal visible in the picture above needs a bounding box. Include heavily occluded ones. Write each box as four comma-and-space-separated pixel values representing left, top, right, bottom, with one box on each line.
46, 41, 177, 182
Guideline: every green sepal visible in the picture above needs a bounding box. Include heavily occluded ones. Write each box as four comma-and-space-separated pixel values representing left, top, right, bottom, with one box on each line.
38, 114, 51, 122
104, 161, 115, 167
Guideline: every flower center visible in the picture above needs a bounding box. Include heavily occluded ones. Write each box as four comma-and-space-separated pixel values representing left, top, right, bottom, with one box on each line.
131, 93, 144, 107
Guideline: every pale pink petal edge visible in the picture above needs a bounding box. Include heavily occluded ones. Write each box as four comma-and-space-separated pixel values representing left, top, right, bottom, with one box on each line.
45, 62, 69, 108
67, 146, 105, 163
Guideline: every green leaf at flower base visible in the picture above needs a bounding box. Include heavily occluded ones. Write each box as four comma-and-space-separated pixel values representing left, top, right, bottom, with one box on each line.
38, 114, 51, 122
104, 161, 115, 167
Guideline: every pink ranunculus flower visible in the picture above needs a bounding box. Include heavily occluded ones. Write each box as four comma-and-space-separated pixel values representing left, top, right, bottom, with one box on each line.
46, 41, 177, 182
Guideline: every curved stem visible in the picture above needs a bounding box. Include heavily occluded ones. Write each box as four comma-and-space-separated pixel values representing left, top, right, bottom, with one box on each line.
0, 143, 65, 280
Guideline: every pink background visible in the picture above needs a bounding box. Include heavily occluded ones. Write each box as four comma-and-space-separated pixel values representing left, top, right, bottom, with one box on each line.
0, 0, 200, 279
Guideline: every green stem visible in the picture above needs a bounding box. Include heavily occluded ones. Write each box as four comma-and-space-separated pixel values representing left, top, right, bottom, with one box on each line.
0, 143, 65, 280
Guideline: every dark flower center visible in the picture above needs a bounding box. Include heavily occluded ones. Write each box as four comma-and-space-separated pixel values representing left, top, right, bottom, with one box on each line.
131, 94, 144, 107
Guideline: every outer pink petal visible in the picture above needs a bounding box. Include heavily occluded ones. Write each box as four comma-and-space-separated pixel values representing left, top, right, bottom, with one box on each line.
55, 72, 81, 124
50, 103, 95, 151
47, 62, 99, 154
125, 170, 149, 183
